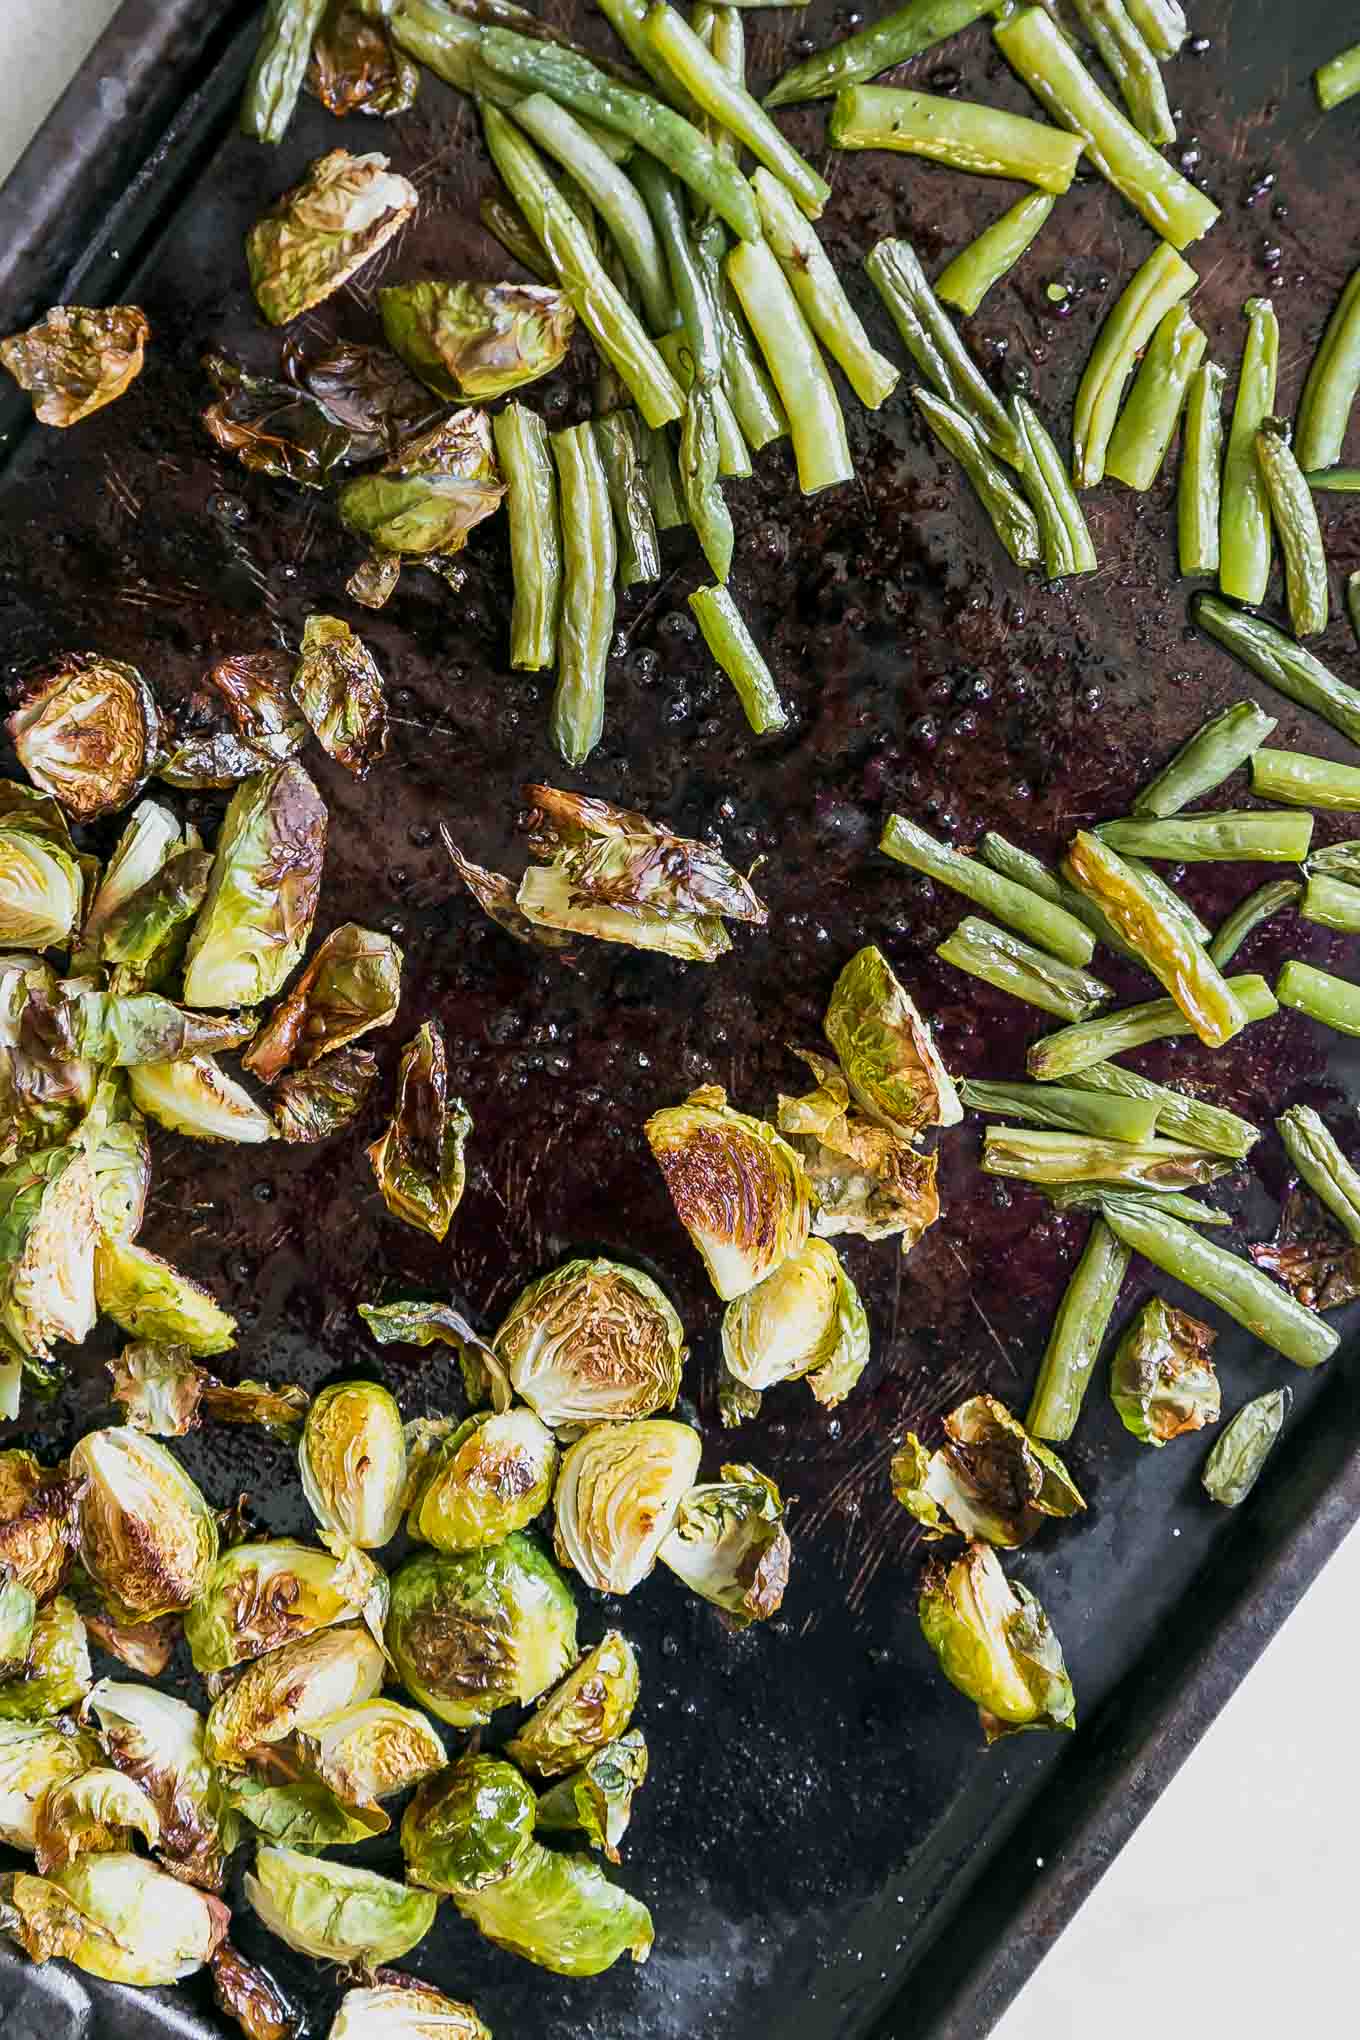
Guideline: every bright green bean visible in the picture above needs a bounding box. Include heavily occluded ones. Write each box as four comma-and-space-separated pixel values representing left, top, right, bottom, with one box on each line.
1310, 840, 1360, 883
1316, 42, 1360, 112
1177, 359, 1226, 576
512, 96, 674, 332
1304, 465, 1360, 492
1219, 297, 1279, 605
1278, 1105, 1360, 1243
493, 403, 561, 671
1276, 958, 1360, 1037
632, 153, 722, 385
1105, 304, 1206, 490
1095, 811, 1314, 863
1295, 267, 1360, 472
1123, 0, 1186, 59
1194, 596, 1360, 749
1124, 858, 1210, 944
1026, 1218, 1130, 1441
549, 423, 616, 766
1027, 974, 1277, 1081
766, 0, 995, 109
656, 330, 750, 476
638, 417, 688, 529
594, 411, 661, 588
1251, 748, 1360, 811
984, 1127, 1232, 1190
914, 392, 1042, 569
960, 1079, 1159, 1144
1133, 699, 1276, 817
1049, 1185, 1229, 1225
752, 170, 899, 408
242, 0, 329, 143
1011, 395, 1097, 576
691, 216, 790, 450
594, 0, 694, 109
936, 194, 1056, 316
1068, 1062, 1259, 1159
937, 914, 1111, 1019
1300, 873, 1360, 933
1254, 422, 1330, 637
1071, 243, 1197, 488
688, 584, 788, 734
865, 237, 1019, 460
727, 237, 852, 495
977, 833, 1139, 963
678, 385, 734, 580
880, 814, 1096, 965
830, 84, 1084, 193
1069, 0, 1174, 145
1207, 879, 1301, 969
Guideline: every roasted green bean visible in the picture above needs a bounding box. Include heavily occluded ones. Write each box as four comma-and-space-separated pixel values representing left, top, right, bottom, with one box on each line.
752, 171, 899, 408
1123, 0, 1187, 59
960, 1079, 1159, 1144
985, 1127, 1231, 1191
1276, 958, 1360, 1038
830, 84, 1084, 193
935, 194, 1056, 316
549, 422, 616, 765
1095, 811, 1314, 864
1251, 749, 1360, 811
727, 237, 852, 494
678, 384, 734, 579
766, 0, 996, 109
242, 0, 330, 144
1207, 878, 1301, 969
1025, 1219, 1130, 1441
1219, 296, 1279, 605
1316, 41, 1360, 113
1133, 699, 1276, 818
937, 915, 1111, 1019
1295, 267, 1360, 472
688, 584, 789, 734
1069, 0, 1174, 145
1068, 1062, 1260, 1159
1011, 395, 1098, 576
881, 814, 1097, 965
1027, 974, 1276, 1081
493, 403, 562, 670
1299, 873, 1360, 934
1278, 1105, 1360, 1244
914, 392, 1042, 569
1194, 596, 1360, 749
1177, 359, 1226, 576
1254, 421, 1330, 637
512, 96, 674, 332
1072, 243, 1197, 488
1105, 303, 1206, 490
866, 237, 1019, 460
594, 411, 662, 588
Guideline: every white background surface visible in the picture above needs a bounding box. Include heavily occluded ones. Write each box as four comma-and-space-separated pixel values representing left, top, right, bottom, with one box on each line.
2, 2, 1355, 2034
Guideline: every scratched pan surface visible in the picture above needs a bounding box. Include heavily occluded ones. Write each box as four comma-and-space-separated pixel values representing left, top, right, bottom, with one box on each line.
3, 2, 1360, 2036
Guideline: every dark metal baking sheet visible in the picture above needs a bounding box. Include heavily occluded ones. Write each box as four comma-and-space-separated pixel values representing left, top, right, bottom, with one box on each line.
2, 3, 1360, 2037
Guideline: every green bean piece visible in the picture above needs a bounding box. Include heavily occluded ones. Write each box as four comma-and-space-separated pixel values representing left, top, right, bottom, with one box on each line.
692, 222, 790, 451
1095, 811, 1314, 864
766, 0, 994, 108
1203, 1389, 1290, 1507
688, 584, 788, 734
581, 0, 695, 112
1304, 466, 1360, 492
1049, 1185, 1229, 1225
512, 97, 674, 333
993, 6, 1218, 249
914, 392, 1041, 569
1277, 1105, 1360, 1244
1218, 296, 1279, 605
1300, 873, 1360, 934
984, 1127, 1232, 1191
1027, 975, 1276, 1082
936, 193, 1056, 316
1026, 1219, 1130, 1441
1193, 596, 1360, 749
656, 332, 751, 476
977, 833, 1139, 962
751, 171, 899, 408
1069, 0, 1174, 145
645, 1, 832, 218
1276, 958, 1360, 1038
493, 404, 562, 672
727, 238, 852, 495
594, 412, 662, 588
639, 417, 688, 529
1254, 422, 1330, 638
480, 192, 556, 282
960, 1079, 1160, 1144
691, 5, 740, 169
1124, 858, 1211, 944
880, 814, 1096, 966
1068, 1062, 1260, 1160
1316, 41, 1360, 112
1133, 699, 1276, 818
549, 423, 616, 766
632, 155, 723, 386
1178, 360, 1226, 577
1100, 1200, 1338, 1369
1311, 840, 1360, 883
830, 84, 1084, 193
1251, 748, 1360, 812
1207, 878, 1301, 969
678, 386, 734, 580
1011, 396, 1097, 577
866, 239, 1019, 461
1105, 304, 1206, 491
937, 915, 1110, 1020
1071, 243, 1197, 488
242, 0, 329, 143
1122, 0, 1186, 59
1295, 268, 1360, 472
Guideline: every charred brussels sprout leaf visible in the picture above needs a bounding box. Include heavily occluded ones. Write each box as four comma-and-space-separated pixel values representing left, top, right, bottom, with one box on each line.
553, 1420, 702, 1595
778, 1047, 942, 1251
0, 954, 96, 1163
307, 5, 420, 118
205, 1625, 386, 1769
8, 657, 162, 822
1, 305, 149, 426
386, 1536, 577, 1727
406, 1409, 557, 1552
85, 1082, 150, 1241
452, 1837, 653, 1976
281, 334, 437, 450
128, 1055, 274, 1143
401, 1753, 537, 1895
647, 1084, 812, 1300
824, 944, 963, 1137
0, 1450, 82, 1599
201, 355, 357, 489
74, 1601, 177, 1680
658, 1464, 790, 1625
919, 1541, 1076, 1742
182, 763, 327, 1010
329, 1980, 490, 2040
184, 1539, 387, 1674
160, 652, 307, 789
295, 1699, 445, 1810
505, 1629, 639, 1778
290, 616, 389, 777
244, 923, 401, 1083
0, 785, 85, 950
494, 1256, 686, 1430
0, 1143, 98, 1363
892, 1396, 1084, 1545
721, 1237, 869, 1418
1110, 1299, 1221, 1445
69, 1427, 219, 1622
244, 1845, 436, 1969
0, 1575, 36, 1680
0, 1719, 97, 1851
338, 410, 505, 562
1250, 1187, 1360, 1310
77, 800, 183, 962
380, 281, 574, 401
247, 151, 418, 327
1202, 1387, 1291, 1506
367, 1021, 471, 1241
441, 831, 575, 952
0, 1597, 91, 1722
33, 1766, 161, 1876
108, 1341, 204, 1435
0, 1853, 229, 1985
83, 1678, 233, 1891
359, 1297, 510, 1413
534, 1729, 647, 1863
273, 1045, 378, 1142
525, 784, 768, 925
300, 1380, 407, 1550
100, 848, 213, 990
224, 1773, 389, 1850
209, 1941, 301, 2040
94, 1237, 237, 1354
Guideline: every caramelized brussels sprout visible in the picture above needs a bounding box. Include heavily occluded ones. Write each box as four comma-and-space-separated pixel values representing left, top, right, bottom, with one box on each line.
441, 832, 575, 952
721, 1237, 869, 1417
182, 763, 327, 1010
243, 1845, 436, 1969
338, 411, 505, 563
109, 1344, 308, 1441
295, 1699, 445, 1810
160, 650, 307, 788
0, 1853, 229, 1985
553, 1420, 702, 1595
128, 1055, 275, 1143
290, 616, 389, 777
359, 1296, 510, 1412
0, 1574, 36, 1679
778, 1047, 942, 1250
86, 1081, 150, 1239
646, 1085, 812, 1300
919, 1541, 1076, 1742
0, 954, 95, 1163
453, 1838, 653, 1976
0, 305, 149, 425
0, 1597, 90, 1722
401, 1753, 537, 1895
524, 786, 767, 924
494, 1257, 686, 1431
505, 1629, 639, 1778
658, 1464, 790, 1625
329, 1980, 490, 2040
0, 1450, 82, 1599
534, 1729, 647, 1863
75, 1601, 177, 1680
0, 795, 84, 949
34, 990, 255, 1067
300, 1380, 407, 1550
1250, 1186, 1360, 1311
306, 4, 420, 118
83, 1678, 233, 1891
272, 1045, 378, 1142
367, 1021, 471, 1241
0, 1719, 97, 1851
380, 281, 574, 401
205, 1625, 386, 1769
386, 1537, 577, 1727
209, 1940, 301, 2040
247, 151, 419, 326
69, 1428, 219, 1622
0, 1143, 98, 1362
824, 945, 962, 1136
184, 1539, 387, 1674
33, 1765, 160, 1875
1110, 1299, 1221, 1445
8, 657, 162, 823
224, 1773, 388, 1850
201, 355, 359, 491
99, 848, 213, 991
406, 1409, 557, 1552
94, 1237, 237, 1354
244, 923, 401, 1083
892, 1396, 1085, 1546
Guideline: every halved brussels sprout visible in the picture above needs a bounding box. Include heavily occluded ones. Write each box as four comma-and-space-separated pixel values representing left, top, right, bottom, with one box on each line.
209, 1940, 300, 2040
295, 1698, 444, 1815
300, 1379, 407, 1551
273, 1045, 378, 1142
182, 763, 327, 1010
380, 281, 574, 401
534, 1729, 647, 1864
0, 788, 84, 950
453, 1837, 653, 1976
160, 650, 308, 788
0, 1450, 81, 1599
75, 800, 184, 966
99, 847, 213, 990
33, 1765, 161, 1875
647, 1085, 812, 1301
0, 1719, 96, 1851
0, 1852, 229, 1985
367, 1021, 471, 1241
247, 151, 419, 327
554, 1420, 702, 1595
244, 923, 401, 1083
359, 1296, 510, 1412
329, 1980, 490, 2040
0, 1574, 36, 1678
338, 410, 505, 567
205, 1624, 386, 1769
36, 989, 256, 1067
505, 1629, 639, 1778
494, 1257, 686, 1432
8, 656, 162, 822
893, 1396, 1085, 1546
86, 1080, 151, 1240
0, 305, 150, 425
95, 1236, 237, 1354
657, 1464, 790, 1626
441, 833, 574, 952
184, 1539, 388, 1674
0, 1597, 91, 1722
224, 1772, 389, 1850
919, 1541, 1076, 1742
524, 786, 767, 924
720, 1237, 869, 1417
0, 954, 95, 1162
109, 1344, 308, 1442
128, 1055, 275, 1142
386, 1536, 577, 1727
243, 1844, 437, 1969
69, 1427, 219, 1622
401, 1754, 537, 1895
514, 863, 730, 961
289, 616, 389, 778
824, 945, 962, 1136
0, 1143, 98, 1362
1110, 1298, 1221, 1446
83, 1678, 232, 1891
406, 1409, 557, 1552
778, 1047, 942, 1251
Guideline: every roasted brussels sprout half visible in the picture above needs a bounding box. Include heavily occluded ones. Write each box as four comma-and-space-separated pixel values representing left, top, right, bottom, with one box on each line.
1110, 1299, 1221, 1445
184, 1539, 387, 1674
209, 1941, 301, 2040
0, 1719, 97, 1851
506, 1629, 639, 1778
778, 1048, 942, 1251
201, 354, 359, 491
34, 989, 255, 1067
892, 1396, 1085, 1546
0, 1573, 36, 1679
307, 4, 420, 118
0, 782, 86, 952
524, 786, 767, 925
824, 945, 962, 1136
494, 1257, 686, 1431
160, 650, 308, 788
244, 1844, 437, 1969
647, 1085, 813, 1300
205, 1625, 386, 1769
0, 954, 96, 1163
224, 1772, 389, 1850
401, 1753, 537, 1895
380, 281, 575, 401
83, 1678, 233, 1891
182, 763, 327, 1010
535, 1729, 647, 1863
295, 1698, 445, 1811
290, 616, 389, 778
273, 1045, 378, 1142
658, 1464, 790, 1626
0, 1143, 98, 1363
918, 1542, 1076, 1743
33, 1765, 161, 1876
8, 656, 162, 823
0, 1450, 82, 1599
99, 848, 213, 991
0, 304, 149, 425
69, 1428, 219, 1623
94, 1237, 237, 1353
554, 1420, 702, 1596
720, 1237, 870, 1417
109, 1344, 308, 1442
244, 923, 401, 1083
386, 1537, 577, 1727
299, 1379, 407, 1551
367, 1021, 471, 1241
0, 1597, 91, 1722
329, 1980, 490, 2040
0, 1853, 229, 1985
128, 1055, 275, 1143
338, 411, 505, 565
406, 1409, 557, 1552
247, 151, 419, 327
75, 799, 184, 964
359, 1297, 510, 1412
453, 1837, 653, 1976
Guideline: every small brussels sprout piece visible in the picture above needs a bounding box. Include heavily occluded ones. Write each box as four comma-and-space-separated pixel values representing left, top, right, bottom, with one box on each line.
647, 1085, 813, 1301
69, 1427, 219, 1622
273, 1045, 378, 1142
37, 989, 256, 1067
77, 1601, 178, 1679
295, 1699, 445, 1810
442, 832, 574, 952
0, 1573, 36, 1678
0, 1719, 97, 1851
128, 1055, 275, 1143
892, 1396, 1085, 1546
386, 1537, 577, 1727
83, 1678, 232, 1891
454, 1837, 653, 1976
244, 1844, 437, 1970
360, 1297, 510, 1412
99, 847, 213, 990
1203, 1387, 1291, 1506
524, 786, 767, 924
33, 1765, 161, 1875
85, 1081, 151, 1240
160, 650, 308, 787
400, 1753, 538, 1895
244, 923, 401, 1083
367, 1021, 471, 1241
0, 1143, 98, 1363
8, 656, 162, 822
0, 1597, 91, 1722
535, 1729, 647, 1863
407, 1409, 558, 1552
109, 1343, 308, 1441
494, 1257, 686, 1431
824, 944, 963, 1136
329, 1980, 490, 2040
778, 1047, 942, 1251
184, 1540, 388, 1674
94, 1236, 237, 1353
919, 1542, 1076, 1742
201, 353, 353, 489
307, 5, 419, 117
205, 1625, 386, 1769
657, 1464, 791, 1626
182, 763, 327, 1010
338, 411, 505, 561
720, 1237, 870, 1416
225, 1773, 389, 1850
505, 1629, 639, 1778
0, 1450, 82, 1599
0, 954, 96, 1163
1110, 1299, 1221, 1445
74, 799, 184, 968
300, 1380, 407, 1550
0, 304, 149, 425
554, 1420, 702, 1595
247, 151, 419, 327
380, 281, 575, 401
0, 1853, 229, 1985
290, 616, 389, 778
515, 863, 731, 961
209, 1941, 300, 2040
